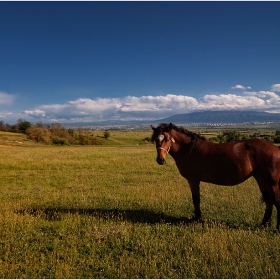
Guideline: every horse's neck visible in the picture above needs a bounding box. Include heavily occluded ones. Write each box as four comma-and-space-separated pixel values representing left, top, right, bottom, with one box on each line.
171, 130, 193, 152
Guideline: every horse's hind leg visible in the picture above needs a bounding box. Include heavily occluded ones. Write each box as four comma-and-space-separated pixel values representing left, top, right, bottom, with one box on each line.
260, 178, 280, 230
255, 178, 274, 227
273, 184, 280, 231
188, 180, 201, 221
260, 190, 273, 227
276, 205, 280, 231
269, 180, 280, 231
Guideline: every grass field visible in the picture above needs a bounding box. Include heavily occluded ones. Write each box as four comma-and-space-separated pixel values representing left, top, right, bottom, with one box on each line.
1, 130, 280, 278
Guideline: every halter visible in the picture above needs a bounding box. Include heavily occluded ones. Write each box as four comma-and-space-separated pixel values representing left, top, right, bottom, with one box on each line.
157, 134, 175, 155
157, 134, 198, 156
157, 145, 171, 154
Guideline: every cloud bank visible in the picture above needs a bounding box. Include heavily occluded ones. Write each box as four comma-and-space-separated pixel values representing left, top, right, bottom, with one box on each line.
1, 84, 280, 123
19, 83, 280, 123
23, 95, 198, 122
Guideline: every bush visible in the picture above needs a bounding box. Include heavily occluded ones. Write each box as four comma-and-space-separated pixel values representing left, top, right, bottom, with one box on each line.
274, 135, 280, 144
17, 118, 32, 134
50, 123, 74, 144
52, 136, 70, 146
0, 120, 4, 131
4, 121, 106, 146
26, 127, 52, 144
104, 131, 110, 138
74, 134, 104, 145
210, 130, 246, 143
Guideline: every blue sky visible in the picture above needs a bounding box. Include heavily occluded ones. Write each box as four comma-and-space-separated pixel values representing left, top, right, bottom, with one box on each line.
1, 1, 280, 124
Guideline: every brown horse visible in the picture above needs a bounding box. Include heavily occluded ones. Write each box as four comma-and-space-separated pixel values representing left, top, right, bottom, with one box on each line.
151, 123, 280, 230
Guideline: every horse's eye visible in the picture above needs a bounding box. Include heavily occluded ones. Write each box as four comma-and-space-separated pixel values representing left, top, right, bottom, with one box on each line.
158, 135, 164, 142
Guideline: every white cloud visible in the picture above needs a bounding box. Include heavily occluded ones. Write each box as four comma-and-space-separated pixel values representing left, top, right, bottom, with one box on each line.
120, 95, 198, 112
196, 94, 265, 111
22, 93, 275, 123
271, 84, 280, 92
24, 95, 198, 122
24, 110, 46, 117
231, 85, 251, 90
243, 91, 280, 99
18, 82, 280, 123
0, 92, 15, 105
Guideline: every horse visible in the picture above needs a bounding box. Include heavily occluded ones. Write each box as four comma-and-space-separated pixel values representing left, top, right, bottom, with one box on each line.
151, 123, 280, 230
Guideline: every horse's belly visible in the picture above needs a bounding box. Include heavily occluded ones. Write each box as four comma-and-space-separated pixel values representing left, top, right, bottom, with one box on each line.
177, 152, 254, 186
201, 176, 248, 186
200, 168, 252, 186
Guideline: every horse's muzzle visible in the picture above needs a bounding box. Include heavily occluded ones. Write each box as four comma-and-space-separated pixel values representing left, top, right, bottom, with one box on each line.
156, 157, 166, 165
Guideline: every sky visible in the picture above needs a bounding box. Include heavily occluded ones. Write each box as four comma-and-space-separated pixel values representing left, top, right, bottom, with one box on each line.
1, 1, 280, 124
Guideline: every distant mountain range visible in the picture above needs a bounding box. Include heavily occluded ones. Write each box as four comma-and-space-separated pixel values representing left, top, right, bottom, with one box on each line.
65, 110, 280, 127
158, 110, 280, 124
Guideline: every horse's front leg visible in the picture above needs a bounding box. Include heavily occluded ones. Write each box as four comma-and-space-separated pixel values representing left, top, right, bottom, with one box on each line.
188, 180, 201, 221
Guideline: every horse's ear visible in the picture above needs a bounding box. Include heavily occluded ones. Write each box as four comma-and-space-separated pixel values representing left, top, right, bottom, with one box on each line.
151, 125, 156, 131
169, 123, 174, 131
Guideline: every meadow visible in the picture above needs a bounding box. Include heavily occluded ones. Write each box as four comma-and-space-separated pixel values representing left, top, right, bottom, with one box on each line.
1, 130, 280, 278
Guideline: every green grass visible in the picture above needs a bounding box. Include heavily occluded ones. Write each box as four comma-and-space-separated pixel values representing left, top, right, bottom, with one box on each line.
1, 132, 280, 278
0, 131, 30, 146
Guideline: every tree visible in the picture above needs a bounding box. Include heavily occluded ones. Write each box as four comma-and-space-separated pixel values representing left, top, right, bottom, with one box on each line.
17, 118, 31, 134
222, 130, 244, 142
274, 135, 280, 144
104, 131, 110, 138
0, 120, 4, 131
68, 128, 74, 137
215, 134, 227, 143
209, 130, 246, 143
49, 122, 74, 144
26, 126, 52, 144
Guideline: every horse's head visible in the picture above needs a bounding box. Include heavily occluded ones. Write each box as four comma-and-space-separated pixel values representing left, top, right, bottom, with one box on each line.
151, 123, 175, 165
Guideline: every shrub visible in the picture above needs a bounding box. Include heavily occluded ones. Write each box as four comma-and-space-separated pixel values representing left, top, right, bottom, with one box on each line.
73, 131, 104, 145
104, 131, 110, 138
274, 135, 280, 144
50, 123, 74, 144
26, 127, 52, 144
210, 130, 246, 143
0, 120, 4, 131
52, 136, 70, 146
17, 118, 32, 134
68, 128, 74, 137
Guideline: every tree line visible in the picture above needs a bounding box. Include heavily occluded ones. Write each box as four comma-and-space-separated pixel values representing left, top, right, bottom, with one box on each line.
209, 130, 280, 144
0, 119, 108, 145
2, 119, 280, 145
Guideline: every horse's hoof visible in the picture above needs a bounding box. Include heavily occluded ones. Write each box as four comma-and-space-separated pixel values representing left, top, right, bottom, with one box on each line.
260, 220, 272, 228
191, 216, 202, 222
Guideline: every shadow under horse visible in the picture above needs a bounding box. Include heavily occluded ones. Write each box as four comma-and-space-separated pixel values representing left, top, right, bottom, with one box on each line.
151, 123, 280, 230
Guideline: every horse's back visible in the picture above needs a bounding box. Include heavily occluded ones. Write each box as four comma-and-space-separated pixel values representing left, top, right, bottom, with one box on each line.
184, 138, 280, 185
241, 138, 280, 162
206, 138, 280, 158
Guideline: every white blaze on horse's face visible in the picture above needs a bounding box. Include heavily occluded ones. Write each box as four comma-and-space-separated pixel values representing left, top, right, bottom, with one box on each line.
158, 134, 164, 142
156, 133, 173, 165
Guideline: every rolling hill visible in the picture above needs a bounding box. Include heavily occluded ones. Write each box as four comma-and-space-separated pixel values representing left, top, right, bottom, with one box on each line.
64, 110, 280, 127
158, 111, 280, 124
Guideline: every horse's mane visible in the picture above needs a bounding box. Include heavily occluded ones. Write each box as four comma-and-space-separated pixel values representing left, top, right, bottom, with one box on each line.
151, 123, 206, 142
